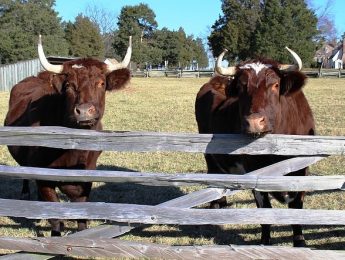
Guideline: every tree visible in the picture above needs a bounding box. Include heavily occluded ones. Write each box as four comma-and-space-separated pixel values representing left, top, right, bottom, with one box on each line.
85, 3, 117, 57
208, 0, 261, 62
314, 0, 337, 45
153, 28, 180, 67
64, 14, 104, 58
208, 0, 318, 66
113, 3, 208, 69
192, 37, 209, 68
0, 0, 68, 64
113, 3, 158, 67
253, 0, 318, 65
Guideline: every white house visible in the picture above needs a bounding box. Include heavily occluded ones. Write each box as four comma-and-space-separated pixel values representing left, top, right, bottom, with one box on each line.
315, 40, 345, 69
329, 44, 343, 69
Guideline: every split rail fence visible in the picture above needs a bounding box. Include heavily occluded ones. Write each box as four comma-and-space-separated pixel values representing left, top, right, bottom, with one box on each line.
0, 126, 344, 259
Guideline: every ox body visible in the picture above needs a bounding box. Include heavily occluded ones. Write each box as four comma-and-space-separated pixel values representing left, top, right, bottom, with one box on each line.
195, 48, 315, 247
4, 36, 132, 236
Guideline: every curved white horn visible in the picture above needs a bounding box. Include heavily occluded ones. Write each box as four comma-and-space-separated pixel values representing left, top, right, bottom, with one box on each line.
280, 47, 302, 71
37, 35, 63, 74
107, 36, 132, 72
215, 49, 236, 76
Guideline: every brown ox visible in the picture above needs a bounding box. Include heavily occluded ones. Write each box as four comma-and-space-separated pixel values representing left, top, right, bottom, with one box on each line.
4, 35, 132, 236
195, 48, 315, 247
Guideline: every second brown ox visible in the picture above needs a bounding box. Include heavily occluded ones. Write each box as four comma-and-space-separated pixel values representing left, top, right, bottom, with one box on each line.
195, 48, 315, 247
4, 35, 132, 236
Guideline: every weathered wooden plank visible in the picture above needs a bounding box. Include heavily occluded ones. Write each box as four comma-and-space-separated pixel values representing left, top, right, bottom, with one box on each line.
68, 157, 325, 240
0, 157, 326, 259
2, 164, 344, 192
7, 156, 325, 242
0, 253, 52, 260
0, 237, 343, 259
0, 126, 344, 155
0, 188, 231, 260
1, 198, 345, 225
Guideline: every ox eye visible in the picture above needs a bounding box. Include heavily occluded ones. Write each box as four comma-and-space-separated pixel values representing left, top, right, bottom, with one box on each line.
271, 83, 279, 93
97, 80, 105, 88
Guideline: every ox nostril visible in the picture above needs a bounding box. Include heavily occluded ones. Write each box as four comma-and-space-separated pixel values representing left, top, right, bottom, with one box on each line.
88, 105, 96, 115
259, 117, 265, 125
74, 107, 81, 116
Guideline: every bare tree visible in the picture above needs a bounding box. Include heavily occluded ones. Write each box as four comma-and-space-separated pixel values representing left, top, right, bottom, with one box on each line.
315, 0, 337, 44
85, 3, 118, 57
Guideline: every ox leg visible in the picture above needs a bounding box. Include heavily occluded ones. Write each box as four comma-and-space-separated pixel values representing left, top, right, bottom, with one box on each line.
288, 191, 306, 247
253, 190, 272, 245
205, 155, 229, 209
36, 181, 64, 236
60, 182, 92, 232
210, 196, 227, 209
20, 179, 30, 200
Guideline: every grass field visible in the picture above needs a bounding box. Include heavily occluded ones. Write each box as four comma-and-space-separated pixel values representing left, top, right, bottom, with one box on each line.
0, 77, 344, 256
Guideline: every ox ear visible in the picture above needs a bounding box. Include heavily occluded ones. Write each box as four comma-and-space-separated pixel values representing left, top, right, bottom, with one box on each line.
106, 68, 131, 91
280, 71, 306, 96
225, 77, 239, 97
38, 71, 66, 93
51, 74, 66, 93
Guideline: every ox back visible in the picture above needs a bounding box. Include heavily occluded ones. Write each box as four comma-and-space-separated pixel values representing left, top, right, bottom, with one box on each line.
4, 36, 132, 236
195, 53, 315, 247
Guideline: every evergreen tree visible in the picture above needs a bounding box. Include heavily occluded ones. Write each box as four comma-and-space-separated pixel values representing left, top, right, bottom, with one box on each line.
113, 3, 208, 69
208, 0, 261, 62
153, 28, 180, 67
253, 0, 318, 65
192, 37, 209, 68
64, 15, 104, 58
113, 3, 158, 67
0, 0, 68, 64
208, 0, 318, 65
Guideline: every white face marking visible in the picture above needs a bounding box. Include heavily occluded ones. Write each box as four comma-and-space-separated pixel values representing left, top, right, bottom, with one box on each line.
239, 62, 272, 75
72, 64, 84, 69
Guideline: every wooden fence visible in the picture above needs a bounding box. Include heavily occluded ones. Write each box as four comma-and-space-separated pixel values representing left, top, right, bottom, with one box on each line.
0, 59, 42, 91
131, 69, 214, 78
0, 126, 345, 259
303, 68, 345, 78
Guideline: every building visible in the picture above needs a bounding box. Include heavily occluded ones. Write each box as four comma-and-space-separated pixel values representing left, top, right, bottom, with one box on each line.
315, 40, 345, 69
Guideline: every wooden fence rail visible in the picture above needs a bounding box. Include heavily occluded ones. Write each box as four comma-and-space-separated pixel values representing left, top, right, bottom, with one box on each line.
3, 198, 345, 226
0, 126, 344, 155
1, 164, 345, 192
1, 237, 344, 259
0, 126, 344, 259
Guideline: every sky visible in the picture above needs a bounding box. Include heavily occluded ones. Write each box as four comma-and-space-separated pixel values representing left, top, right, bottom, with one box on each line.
54, 0, 345, 39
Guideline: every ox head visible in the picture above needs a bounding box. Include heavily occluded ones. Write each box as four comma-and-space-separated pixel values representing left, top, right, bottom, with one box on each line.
216, 48, 306, 136
38, 35, 132, 129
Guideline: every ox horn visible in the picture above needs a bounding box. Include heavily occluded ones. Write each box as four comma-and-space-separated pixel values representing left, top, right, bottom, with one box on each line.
107, 36, 132, 72
215, 49, 236, 76
280, 47, 302, 71
37, 35, 63, 74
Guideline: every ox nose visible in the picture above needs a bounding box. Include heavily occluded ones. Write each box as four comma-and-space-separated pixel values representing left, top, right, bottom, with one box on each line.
245, 114, 267, 133
74, 103, 97, 121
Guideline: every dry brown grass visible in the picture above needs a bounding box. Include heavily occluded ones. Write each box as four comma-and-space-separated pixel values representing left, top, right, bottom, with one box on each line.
0, 76, 344, 256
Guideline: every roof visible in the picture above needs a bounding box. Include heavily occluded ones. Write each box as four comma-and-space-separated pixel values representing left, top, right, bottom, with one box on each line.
47, 56, 79, 65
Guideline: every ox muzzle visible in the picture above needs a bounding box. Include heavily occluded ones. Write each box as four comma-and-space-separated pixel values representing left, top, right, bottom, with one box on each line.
244, 113, 272, 136
74, 103, 99, 127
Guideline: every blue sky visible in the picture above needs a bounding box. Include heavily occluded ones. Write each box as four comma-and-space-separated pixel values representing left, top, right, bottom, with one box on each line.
54, 0, 345, 38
